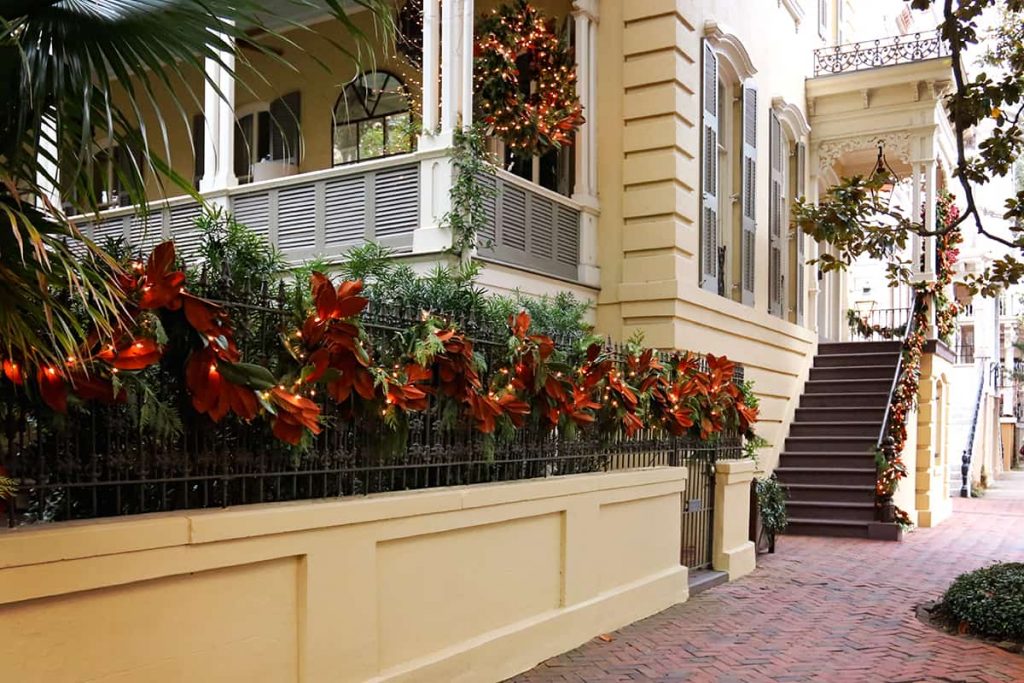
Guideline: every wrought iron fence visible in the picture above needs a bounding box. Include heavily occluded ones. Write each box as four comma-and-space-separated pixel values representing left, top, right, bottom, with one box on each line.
813, 30, 947, 76
680, 438, 743, 570
0, 282, 745, 527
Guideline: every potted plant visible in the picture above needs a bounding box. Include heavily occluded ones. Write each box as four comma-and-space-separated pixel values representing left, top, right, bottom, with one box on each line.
752, 474, 788, 554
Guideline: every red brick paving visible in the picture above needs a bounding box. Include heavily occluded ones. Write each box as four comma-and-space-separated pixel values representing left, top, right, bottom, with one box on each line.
511, 497, 1024, 682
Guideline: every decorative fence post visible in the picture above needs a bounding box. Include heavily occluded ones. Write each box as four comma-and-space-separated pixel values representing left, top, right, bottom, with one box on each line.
712, 459, 756, 581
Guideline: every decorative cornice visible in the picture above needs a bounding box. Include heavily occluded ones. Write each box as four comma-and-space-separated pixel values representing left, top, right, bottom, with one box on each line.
703, 20, 757, 80
771, 97, 811, 140
817, 132, 913, 173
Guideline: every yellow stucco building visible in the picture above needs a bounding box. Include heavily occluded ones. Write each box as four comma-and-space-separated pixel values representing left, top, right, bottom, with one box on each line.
3, 0, 966, 680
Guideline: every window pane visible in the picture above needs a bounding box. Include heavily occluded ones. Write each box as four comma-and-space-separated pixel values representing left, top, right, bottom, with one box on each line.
360, 119, 385, 159
385, 113, 412, 155
256, 110, 271, 162
235, 114, 253, 180
333, 123, 358, 165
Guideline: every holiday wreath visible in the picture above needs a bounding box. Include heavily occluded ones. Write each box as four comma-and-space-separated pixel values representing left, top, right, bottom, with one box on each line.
474, 0, 584, 155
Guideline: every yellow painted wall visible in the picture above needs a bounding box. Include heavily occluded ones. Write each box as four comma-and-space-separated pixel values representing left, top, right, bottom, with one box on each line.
915, 349, 953, 527
0, 468, 688, 683
596, 2, 821, 471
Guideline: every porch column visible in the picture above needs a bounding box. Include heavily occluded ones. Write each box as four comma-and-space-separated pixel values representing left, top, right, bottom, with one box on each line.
921, 158, 938, 281
910, 162, 923, 277
439, 0, 460, 136
460, 0, 474, 128
414, 0, 459, 253
420, 0, 440, 134
572, 0, 600, 287
200, 32, 237, 194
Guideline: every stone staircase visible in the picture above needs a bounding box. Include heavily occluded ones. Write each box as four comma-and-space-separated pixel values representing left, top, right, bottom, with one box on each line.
776, 341, 902, 538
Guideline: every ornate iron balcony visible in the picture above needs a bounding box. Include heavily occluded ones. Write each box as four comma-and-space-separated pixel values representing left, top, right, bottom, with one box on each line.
813, 30, 947, 76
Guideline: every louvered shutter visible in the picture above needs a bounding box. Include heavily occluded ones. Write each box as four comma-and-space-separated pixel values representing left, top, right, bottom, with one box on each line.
192, 113, 204, 190
700, 41, 719, 294
740, 80, 758, 306
768, 110, 784, 317
270, 91, 301, 164
795, 141, 806, 325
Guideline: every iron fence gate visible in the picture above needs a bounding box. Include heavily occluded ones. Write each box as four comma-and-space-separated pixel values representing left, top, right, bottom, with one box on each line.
679, 440, 743, 569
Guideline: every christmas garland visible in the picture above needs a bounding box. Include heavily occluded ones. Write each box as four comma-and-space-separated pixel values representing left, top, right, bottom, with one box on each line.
474, 0, 584, 155
2, 241, 759, 449
934, 189, 963, 344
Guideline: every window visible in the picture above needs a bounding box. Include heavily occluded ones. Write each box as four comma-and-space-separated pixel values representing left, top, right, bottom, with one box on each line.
234, 104, 272, 184
818, 0, 828, 40
66, 139, 142, 210
700, 34, 758, 305
333, 71, 413, 165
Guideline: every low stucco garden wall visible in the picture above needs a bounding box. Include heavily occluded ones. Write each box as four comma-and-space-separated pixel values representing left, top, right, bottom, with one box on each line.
0, 467, 692, 683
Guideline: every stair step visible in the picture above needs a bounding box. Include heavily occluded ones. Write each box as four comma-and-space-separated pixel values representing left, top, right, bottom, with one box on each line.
800, 392, 890, 408
785, 517, 871, 538
783, 483, 876, 503
804, 378, 893, 394
817, 341, 902, 355
810, 365, 897, 381
786, 501, 876, 521
789, 422, 880, 438
814, 352, 901, 368
776, 466, 877, 486
783, 436, 877, 453
778, 452, 878, 468
794, 406, 886, 422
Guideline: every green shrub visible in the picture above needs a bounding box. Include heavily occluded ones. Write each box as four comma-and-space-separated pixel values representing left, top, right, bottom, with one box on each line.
939, 562, 1024, 641
755, 474, 788, 537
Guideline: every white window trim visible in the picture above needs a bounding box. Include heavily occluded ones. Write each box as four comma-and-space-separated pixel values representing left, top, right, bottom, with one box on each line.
703, 21, 757, 81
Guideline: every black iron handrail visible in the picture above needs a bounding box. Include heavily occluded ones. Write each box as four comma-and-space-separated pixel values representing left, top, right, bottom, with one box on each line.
960, 362, 988, 497
877, 292, 919, 451
813, 30, 947, 76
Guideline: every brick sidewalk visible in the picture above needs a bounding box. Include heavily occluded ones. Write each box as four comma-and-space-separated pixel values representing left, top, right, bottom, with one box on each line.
511, 496, 1024, 683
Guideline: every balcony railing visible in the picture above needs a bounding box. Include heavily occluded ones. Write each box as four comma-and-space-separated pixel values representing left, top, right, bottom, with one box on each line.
72, 150, 584, 282
813, 30, 947, 76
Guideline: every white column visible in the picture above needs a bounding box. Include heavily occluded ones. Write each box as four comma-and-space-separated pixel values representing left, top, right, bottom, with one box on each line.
420, 0, 441, 135
439, 0, 460, 135
910, 161, 922, 278
36, 113, 61, 211
200, 34, 237, 194
808, 146, 822, 338
460, 0, 474, 128
922, 158, 938, 281
572, 0, 599, 287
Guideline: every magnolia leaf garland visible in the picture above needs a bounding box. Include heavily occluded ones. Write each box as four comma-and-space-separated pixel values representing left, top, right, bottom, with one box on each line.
474, 0, 584, 155
1, 242, 760, 448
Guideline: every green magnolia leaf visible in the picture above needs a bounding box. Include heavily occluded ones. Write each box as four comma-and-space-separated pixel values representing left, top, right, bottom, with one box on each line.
217, 360, 277, 390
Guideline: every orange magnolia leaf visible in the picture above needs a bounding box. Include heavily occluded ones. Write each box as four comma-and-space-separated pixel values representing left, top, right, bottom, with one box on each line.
270, 387, 321, 445
37, 366, 67, 412
3, 359, 24, 385
138, 241, 185, 310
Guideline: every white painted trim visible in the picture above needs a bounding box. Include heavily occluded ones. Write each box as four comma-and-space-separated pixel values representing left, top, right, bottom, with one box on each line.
771, 97, 811, 140
703, 21, 757, 80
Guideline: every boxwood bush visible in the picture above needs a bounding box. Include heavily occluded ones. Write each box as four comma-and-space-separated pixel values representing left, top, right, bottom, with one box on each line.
939, 562, 1024, 641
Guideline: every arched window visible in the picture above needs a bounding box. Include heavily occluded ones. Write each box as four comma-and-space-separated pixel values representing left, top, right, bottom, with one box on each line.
332, 71, 413, 165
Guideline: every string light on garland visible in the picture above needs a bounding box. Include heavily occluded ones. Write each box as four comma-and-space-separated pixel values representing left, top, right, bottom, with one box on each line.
474, 0, 584, 155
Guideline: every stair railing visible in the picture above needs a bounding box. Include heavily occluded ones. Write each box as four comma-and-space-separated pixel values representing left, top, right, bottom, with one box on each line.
960, 360, 988, 498
876, 291, 919, 521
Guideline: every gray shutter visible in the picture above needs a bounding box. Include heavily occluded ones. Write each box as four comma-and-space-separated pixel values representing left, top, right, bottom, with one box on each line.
270, 90, 301, 164
740, 80, 757, 306
700, 41, 719, 294
192, 113, 204, 189
795, 141, 806, 325
768, 110, 784, 317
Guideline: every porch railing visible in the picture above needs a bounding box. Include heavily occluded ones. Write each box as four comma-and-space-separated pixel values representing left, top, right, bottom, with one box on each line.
813, 30, 947, 76
72, 151, 585, 282
477, 168, 581, 281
